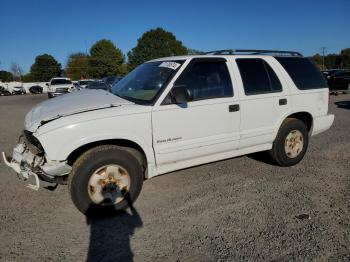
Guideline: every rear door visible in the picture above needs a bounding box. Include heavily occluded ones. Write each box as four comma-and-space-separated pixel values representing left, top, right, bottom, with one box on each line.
233, 57, 291, 148
152, 58, 241, 167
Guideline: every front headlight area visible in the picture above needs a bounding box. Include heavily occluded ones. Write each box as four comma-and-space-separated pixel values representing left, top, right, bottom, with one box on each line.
23, 130, 44, 156
17, 131, 71, 184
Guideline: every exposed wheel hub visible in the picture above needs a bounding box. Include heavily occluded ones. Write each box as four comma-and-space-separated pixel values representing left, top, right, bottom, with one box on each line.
88, 164, 130, 205
284, 129, 304, 158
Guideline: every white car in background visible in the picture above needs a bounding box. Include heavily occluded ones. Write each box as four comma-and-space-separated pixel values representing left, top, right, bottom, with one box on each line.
47, 77, 75, 98
11, 86, 26, 95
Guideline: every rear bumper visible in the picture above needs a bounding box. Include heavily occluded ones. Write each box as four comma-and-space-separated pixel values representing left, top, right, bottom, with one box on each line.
312, 114, 335, 136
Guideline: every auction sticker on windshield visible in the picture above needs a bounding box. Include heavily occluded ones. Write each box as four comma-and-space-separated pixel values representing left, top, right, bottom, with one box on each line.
158, 61, 181, 70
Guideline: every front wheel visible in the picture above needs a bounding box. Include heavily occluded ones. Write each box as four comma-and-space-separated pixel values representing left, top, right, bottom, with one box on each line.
68, 145, 144, 216
269, 118, 309, 166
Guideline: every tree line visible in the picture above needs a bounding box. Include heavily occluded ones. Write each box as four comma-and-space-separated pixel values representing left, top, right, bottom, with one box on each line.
1, 27, 349, 83
1, 27, 201, 82
310, 48, 350, 70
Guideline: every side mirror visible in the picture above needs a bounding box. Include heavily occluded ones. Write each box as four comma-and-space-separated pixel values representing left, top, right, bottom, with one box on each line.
46, 83, 49, 86
171, 84, 193, 104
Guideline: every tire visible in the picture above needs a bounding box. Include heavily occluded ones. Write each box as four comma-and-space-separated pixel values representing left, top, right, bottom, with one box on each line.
68, 145, 144, 216
269, 118, 309, 167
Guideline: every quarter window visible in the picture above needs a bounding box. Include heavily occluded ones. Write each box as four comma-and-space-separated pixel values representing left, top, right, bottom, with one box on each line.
236, 59, 282, 95
174, 60, 233, 101
275, 57, 327, 90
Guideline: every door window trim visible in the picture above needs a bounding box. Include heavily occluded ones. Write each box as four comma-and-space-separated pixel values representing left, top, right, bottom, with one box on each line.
161, 57, 234, 105
236, 58, 283, 96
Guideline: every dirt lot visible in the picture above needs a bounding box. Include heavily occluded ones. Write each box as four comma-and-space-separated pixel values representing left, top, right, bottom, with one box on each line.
0, 94, 349, 261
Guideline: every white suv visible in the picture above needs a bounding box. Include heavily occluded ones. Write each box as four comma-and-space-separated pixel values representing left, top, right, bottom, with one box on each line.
47, 77, 75, 98
3, 50, 334, 215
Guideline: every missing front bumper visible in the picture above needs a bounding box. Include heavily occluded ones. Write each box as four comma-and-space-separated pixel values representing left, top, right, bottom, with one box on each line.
2, 143, 72, 190
2, 151, 40, 190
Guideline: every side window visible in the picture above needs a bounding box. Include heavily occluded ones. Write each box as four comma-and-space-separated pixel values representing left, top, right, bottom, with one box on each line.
275, 57, 327, 90
236, 58, 282, 95
174, 60, 233, 101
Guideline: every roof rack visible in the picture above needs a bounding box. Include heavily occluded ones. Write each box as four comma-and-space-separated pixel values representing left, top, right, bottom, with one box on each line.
205, 49, 303, 57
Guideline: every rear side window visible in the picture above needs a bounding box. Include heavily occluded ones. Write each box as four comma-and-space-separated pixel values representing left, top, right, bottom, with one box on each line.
275, 57, 327, 90
236, 58, 282, 95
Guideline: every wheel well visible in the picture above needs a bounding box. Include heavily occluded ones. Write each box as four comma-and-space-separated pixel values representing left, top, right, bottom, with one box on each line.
67, 139, 147, 168
286, 112, 313, 132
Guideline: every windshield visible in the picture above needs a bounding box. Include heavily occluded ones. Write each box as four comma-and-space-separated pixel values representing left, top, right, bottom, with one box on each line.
51, 79, 72, 85
111, 61, 183, 104
87, 82, 108, 89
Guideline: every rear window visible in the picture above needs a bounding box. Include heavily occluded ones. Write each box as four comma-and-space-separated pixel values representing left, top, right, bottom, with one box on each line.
275, 57, 327, 90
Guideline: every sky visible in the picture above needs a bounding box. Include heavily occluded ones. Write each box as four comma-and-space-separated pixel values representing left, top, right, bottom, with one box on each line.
0, 0, 349, 73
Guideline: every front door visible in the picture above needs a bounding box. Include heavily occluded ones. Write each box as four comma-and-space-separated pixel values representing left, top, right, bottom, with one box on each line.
152, 58, 241, 167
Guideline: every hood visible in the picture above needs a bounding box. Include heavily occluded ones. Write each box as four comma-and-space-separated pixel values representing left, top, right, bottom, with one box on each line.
24, 89, 133, 132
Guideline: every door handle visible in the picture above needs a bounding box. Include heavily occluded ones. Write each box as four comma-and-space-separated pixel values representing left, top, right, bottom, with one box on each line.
229, 104, 240, 112
279, 98, 287, 105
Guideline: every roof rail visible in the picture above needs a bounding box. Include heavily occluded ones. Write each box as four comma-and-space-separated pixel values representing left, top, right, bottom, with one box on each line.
205, 49, 303, 57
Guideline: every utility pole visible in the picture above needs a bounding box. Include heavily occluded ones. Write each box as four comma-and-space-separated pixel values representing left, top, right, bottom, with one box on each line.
321, 47, 327, 69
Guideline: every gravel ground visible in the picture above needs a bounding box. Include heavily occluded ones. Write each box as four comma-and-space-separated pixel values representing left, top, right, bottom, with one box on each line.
0, 94, 349, 262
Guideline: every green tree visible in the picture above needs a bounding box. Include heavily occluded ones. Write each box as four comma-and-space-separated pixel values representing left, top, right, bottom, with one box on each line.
30, 54, 61, 81
66, 53, 91, 80
0, 70, 13, 82
21, 73, 34, 82
118, 63, 129, 76
339, 48, 350, 69
324, 54, 338, 69
127, 27, 188, 70
311, 53, 323, 69
89, 39, 124, 78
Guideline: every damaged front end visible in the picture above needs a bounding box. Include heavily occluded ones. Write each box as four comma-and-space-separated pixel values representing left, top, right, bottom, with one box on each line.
2, 131, 71, 190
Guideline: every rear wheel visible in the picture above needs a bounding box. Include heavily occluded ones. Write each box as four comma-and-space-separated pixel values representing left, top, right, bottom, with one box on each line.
68, 145, 144, 216
269, 118, 309, 166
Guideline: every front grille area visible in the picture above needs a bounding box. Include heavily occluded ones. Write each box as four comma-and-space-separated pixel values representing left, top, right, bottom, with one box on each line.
23, 130, 44, 155
55, 88, 69, 93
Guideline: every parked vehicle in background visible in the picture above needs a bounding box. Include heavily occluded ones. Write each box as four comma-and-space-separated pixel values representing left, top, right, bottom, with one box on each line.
321, 69, 340, 79
72, 81, 79, 90
0, 86, 12, 96
3, 49, 334, 215
12, 86, 26, 95
86, 81, 111, 92
326, 70, 350, 92
47, 77, 74, 98
77, 79, 94, 89
29, 85, 43, 94
102, 76, 123, 87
